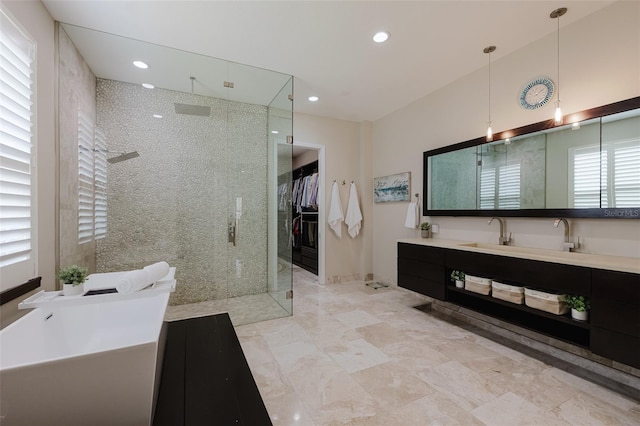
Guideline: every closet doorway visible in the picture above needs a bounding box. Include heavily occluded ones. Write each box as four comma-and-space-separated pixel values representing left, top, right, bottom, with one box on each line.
291, 143, 325, 285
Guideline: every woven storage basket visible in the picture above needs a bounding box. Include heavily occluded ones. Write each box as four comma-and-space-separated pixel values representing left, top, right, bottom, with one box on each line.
524, 288, 568, 315
464, 274, 492, 295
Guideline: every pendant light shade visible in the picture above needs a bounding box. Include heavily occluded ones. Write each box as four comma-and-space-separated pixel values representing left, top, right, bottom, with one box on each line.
551, 7, 567, 125
484, 45, 496, 142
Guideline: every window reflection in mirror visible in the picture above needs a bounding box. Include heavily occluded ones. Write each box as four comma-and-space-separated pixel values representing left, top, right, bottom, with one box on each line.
424, 99, 639, 217
428, 146, 477, 209
547, 117, 601, 208
478, 134, 546, 209
600, 109, 640, 208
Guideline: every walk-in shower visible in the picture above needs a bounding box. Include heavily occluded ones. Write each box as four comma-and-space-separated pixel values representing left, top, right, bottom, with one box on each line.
57, 23, 294, 325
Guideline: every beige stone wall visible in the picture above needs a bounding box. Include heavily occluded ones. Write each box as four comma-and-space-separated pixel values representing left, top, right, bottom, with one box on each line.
95, 79, 269, 304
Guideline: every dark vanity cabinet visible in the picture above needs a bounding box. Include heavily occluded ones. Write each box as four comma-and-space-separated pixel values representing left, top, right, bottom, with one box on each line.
444, 250, 591, 296
397, 243, 446, 300
397, 242, 640, 369
590, 269, 640, 368
443, 249, 591, 347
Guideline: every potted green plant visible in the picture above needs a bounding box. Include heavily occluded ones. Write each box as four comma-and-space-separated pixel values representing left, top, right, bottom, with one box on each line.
451, 270, 465, 288
58, 265, 88, 296
566, 295, 590, 321
420, 222, 432, 238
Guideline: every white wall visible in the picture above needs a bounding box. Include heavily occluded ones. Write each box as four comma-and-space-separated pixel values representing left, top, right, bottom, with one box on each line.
1, 0, 56, 327
294, 112, 372, 283
372, 1, 640, 285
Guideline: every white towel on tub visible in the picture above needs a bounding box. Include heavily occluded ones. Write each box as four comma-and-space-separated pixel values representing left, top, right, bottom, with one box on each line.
345, 182, 363, 238
116, 269, 149, 294
144, 261, 170, 284
405, 202, 419, 228
328, 181, 344, 238
116, 262, 171, 293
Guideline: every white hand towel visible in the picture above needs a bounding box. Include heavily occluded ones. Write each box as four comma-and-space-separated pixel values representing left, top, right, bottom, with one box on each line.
345, 182, 363, 238
405, 202, 419, 228
328, 181, 344, 238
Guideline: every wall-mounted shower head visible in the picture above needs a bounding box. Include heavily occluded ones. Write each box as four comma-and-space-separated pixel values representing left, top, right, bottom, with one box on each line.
107, 151, 140, 164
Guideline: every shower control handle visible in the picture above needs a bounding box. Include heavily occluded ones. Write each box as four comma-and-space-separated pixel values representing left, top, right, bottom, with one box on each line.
228, 219, 238, 246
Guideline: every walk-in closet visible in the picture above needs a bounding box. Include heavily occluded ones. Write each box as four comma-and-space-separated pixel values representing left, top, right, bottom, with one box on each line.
290, 149, 320, 275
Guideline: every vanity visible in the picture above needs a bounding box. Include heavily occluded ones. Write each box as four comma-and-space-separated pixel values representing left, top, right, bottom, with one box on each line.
397, 239, 640, 371
407, 96, 640, 375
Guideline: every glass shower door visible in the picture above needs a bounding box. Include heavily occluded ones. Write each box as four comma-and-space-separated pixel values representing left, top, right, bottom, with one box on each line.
268, 77, 294, 316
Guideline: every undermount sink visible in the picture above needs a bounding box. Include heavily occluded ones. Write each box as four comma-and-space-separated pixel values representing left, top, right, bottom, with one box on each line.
457, 242, 582, 259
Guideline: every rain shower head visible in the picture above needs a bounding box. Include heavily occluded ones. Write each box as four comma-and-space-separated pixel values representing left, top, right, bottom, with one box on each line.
173, 76, 211, 117
107, 151, 140, 164
174, 103, 211, 117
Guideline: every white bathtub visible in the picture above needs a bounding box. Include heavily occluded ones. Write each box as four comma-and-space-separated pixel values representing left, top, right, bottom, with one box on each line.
0, 292, 169, 426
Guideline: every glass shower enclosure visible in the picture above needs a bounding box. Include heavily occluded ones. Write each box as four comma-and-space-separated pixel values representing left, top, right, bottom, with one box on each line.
57, 23, 293, 325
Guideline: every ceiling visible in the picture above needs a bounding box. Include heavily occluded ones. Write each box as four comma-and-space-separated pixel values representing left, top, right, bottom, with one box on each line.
42, 1, 613, 123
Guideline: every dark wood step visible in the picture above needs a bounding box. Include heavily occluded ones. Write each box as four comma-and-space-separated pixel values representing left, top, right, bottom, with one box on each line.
153, 313, 272, 426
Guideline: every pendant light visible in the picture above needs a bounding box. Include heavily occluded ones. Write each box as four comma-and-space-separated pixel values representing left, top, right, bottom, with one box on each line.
484, 45, 496, 141
551, 7, 567, 125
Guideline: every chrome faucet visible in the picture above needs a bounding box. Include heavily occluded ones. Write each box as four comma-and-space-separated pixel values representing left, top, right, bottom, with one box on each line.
488, 217, 511, 245
553, 218, 580, 252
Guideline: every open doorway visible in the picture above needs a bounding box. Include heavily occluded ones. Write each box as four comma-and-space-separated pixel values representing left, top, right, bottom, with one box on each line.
291, 143, 325, 285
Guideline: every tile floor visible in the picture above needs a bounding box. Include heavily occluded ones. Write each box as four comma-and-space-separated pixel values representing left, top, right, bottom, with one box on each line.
165, 291, 290, 325
236, 266, 640, 425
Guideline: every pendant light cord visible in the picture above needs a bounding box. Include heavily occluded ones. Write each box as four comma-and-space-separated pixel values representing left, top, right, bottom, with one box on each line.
488, 50, 491, 123
557, 15, 560, 104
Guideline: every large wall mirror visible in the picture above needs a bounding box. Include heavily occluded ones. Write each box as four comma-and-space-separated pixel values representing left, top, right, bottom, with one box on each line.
424, 97, 640, 218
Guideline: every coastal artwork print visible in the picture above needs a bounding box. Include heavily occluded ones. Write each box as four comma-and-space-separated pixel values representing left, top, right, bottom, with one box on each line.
374, 172, 411, 203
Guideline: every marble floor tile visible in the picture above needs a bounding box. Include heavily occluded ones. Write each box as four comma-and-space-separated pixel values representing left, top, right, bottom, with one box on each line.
388, 392, 486, 425
230, 266, 640, 426
334, 309, 381, 329
416, 361, 505, 411
264, 391, 317, 426
471, 391, 570, 425
325, 338, 391, 374
351, 361, 435, 410
555, 391, 640, 425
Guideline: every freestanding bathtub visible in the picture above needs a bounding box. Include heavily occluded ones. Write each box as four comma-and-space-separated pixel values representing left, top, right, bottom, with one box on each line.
0, 290, 170, 425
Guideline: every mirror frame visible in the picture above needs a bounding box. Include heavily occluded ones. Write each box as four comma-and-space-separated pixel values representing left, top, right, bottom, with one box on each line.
423, 96, 640, 219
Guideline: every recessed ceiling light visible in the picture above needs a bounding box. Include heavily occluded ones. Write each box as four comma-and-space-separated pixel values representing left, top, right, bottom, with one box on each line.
142, 83, 155, 89
271, 130, 279, 134
308, 96, 319, 102
373, 31, 390, 43
133, 60, 149, 69
153, 114, 163, 119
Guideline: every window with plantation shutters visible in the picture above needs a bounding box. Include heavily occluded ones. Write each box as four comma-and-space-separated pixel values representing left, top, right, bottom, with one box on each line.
94, 128, 107, 239
607, 140, 640, 207
77, 112, 108, 244
569, 145, 602, 208
570, 138, 639, 209
0, 9, 36, 290
479, 162, 521, 209
78, 111, 94, 244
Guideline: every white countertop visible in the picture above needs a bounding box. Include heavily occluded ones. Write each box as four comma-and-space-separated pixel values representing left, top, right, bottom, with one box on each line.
398, 238, 640, 274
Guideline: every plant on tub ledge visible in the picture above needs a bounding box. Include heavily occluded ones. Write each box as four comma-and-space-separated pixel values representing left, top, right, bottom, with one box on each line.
58, 265, 88, 297
451, 270, 465, 288
566, 294, 590, 321
420, 222, 432, 238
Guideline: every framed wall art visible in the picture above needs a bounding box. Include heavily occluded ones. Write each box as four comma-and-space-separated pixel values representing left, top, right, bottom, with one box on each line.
374, 172, 410, 203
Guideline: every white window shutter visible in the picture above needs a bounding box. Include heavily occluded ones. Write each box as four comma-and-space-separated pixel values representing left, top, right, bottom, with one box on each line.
94, 127, 107, 239
0, 8, 35, 289
78, 111, 94, 244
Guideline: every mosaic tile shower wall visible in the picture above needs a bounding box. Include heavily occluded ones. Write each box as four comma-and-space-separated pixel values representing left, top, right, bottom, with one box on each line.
96, 79, 268, 305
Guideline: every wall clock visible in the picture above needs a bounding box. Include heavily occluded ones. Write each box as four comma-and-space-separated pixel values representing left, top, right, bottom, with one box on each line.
520, 78, 555, 110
